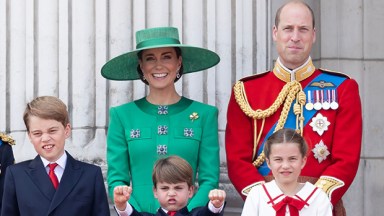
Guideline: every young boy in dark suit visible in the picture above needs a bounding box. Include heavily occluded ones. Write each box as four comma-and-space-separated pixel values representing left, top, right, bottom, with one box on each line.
114, 156, 226, 216
1, 96, 110, 216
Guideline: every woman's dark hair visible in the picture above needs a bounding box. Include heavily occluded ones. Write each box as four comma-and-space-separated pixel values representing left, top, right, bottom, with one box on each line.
136, 47, 184, 85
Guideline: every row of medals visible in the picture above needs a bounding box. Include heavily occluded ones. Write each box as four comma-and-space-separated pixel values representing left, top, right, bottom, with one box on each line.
305, 89, 339, 111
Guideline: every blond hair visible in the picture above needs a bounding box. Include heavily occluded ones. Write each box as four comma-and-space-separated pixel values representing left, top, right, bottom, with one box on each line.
23, 96, 69, 131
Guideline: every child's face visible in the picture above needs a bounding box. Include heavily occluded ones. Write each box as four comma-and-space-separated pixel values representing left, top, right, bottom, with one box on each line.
27, 116, 70, 162
153, 181, 193, 212
266, 142, 307, 187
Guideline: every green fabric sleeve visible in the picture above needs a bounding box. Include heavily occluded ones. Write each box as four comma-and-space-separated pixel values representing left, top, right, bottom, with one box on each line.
106, 107, 141, 210
187, 106, 220, 210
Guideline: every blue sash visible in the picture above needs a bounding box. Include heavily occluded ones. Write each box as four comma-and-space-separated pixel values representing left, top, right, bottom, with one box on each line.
257, 73, 347, 176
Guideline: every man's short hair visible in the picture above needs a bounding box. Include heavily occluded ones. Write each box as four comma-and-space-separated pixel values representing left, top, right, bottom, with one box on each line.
275, 0, 315, 28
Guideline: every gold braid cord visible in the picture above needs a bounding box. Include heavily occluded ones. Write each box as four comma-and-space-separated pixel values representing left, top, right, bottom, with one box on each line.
233, 80, 305, 167
0, 132, 16, 145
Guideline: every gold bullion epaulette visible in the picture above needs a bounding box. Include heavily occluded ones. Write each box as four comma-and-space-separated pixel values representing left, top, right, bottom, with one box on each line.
319, 68, 351, 79
315, 176, 344, 199
238, 71, 270, 83
241, 181, 264, 196
0, 132, 15, 145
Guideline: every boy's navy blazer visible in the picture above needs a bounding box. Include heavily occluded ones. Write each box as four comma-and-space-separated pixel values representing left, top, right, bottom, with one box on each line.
1, 151, 110, 216
131, 205, 225, 216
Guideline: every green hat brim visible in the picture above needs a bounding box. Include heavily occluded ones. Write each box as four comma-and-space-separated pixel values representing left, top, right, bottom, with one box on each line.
101, 44, 220, 81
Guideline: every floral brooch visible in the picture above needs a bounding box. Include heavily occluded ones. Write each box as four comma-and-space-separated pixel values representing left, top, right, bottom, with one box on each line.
189, 112, 199, 122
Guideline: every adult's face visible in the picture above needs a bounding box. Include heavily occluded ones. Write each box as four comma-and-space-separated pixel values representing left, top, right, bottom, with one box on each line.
139, 47, 182, 91
273, 2, 316, 69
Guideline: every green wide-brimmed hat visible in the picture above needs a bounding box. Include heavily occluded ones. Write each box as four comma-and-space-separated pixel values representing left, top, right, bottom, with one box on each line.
101, 27, 220, 81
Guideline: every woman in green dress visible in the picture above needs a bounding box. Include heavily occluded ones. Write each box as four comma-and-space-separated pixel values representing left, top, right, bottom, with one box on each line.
101, 27, 221, 214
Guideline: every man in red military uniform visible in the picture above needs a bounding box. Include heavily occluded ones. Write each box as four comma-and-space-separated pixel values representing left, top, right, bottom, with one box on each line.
225, 1, 362, 216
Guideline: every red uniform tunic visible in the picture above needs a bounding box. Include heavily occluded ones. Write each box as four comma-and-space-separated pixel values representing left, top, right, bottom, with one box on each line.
225, 59, 362, 215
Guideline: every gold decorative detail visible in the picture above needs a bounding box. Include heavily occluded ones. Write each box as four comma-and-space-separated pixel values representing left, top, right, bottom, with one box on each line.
233, 80, 305, 167
241, 181, 264, 196
273, 58, 316, 82
252, 152, 265, 168
315, 176, 344, 199
310, 80, 335, 88
0, 132, 16, 145
189, 112, 199, 121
